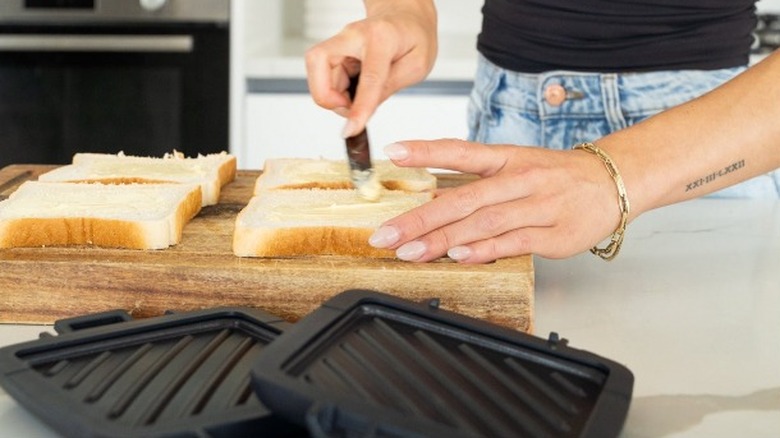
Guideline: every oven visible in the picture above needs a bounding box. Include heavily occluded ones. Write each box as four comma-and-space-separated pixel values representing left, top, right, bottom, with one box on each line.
0, 0, 229, 168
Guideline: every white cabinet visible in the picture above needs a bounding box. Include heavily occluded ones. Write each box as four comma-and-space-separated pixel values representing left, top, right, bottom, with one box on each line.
242, 90, 470, 169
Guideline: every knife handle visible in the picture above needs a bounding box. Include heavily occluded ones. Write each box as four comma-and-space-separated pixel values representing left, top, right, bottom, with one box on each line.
347, 74, 359, 102
345, 75, 371, 171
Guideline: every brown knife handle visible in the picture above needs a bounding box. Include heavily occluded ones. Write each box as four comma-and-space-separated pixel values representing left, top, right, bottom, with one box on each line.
347, 74, 359, 102
346, 130, 371, 171
345, 74, 371, 171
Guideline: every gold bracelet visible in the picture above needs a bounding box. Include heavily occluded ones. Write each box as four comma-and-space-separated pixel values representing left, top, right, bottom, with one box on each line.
573, 142, 630, 260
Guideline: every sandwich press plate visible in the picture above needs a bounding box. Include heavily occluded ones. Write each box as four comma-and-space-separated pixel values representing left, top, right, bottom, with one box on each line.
0, 307, 305, 438
250, 290, 634, 438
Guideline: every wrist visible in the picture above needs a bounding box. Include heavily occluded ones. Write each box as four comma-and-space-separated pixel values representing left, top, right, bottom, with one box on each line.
364, 0, 436, 19
573, 142, 630, 260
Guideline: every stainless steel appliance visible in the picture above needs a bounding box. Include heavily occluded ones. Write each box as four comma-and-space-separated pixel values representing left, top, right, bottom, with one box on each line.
0, 0, 229, 167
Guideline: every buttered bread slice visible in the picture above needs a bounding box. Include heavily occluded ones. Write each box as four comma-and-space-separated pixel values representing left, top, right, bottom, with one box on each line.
233, 189, 432, 258
254, 158, 436, 193
0, 181, 202, 250
38, 151, 236, 206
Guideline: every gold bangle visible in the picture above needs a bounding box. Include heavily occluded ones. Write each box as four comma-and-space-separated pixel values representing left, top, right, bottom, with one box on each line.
573, 142, 630, 260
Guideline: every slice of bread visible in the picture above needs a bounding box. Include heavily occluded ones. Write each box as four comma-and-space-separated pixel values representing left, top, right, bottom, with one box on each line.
254, 158, 436, 193
233, 189, 432, 258
38, 151, 236, 206
0, 181, 202, 250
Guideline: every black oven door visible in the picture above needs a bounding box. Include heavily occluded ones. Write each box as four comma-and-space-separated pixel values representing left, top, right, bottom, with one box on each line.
0, 23, 228, 167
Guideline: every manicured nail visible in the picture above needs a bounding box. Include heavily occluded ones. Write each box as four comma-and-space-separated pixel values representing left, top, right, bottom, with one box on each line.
447, 246, 472, 261
341, 118, 360, 138
396, 241, 427, 261
369, 225, 400, 248
383, 143, 409, 160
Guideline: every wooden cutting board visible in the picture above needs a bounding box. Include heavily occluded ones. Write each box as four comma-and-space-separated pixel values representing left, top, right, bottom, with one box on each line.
0, 165, 534, 331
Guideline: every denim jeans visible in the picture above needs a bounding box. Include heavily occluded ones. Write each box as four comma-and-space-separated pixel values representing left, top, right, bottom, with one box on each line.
467, 54, 780, 199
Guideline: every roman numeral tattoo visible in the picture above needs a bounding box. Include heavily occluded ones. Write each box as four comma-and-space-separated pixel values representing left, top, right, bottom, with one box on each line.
685, 159, 745, 192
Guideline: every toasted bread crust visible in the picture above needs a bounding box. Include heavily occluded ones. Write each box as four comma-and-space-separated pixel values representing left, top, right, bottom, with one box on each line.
233, 226, 396, 258
254, 158, 436, 194
0, 217, 151, 249
217, 156, 238, 186
0, 186, 202, 250
171, 185, 204, 242
39, 154, 236, 206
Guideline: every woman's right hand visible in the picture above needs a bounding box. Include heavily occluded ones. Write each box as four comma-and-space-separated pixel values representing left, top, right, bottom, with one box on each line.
304, 0, 438, 138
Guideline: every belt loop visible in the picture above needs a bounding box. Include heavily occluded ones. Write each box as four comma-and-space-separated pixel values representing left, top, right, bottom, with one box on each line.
601, 73, 627, 131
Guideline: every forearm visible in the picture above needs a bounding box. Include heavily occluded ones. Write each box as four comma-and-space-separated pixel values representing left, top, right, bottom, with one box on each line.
599, 51, 780, 218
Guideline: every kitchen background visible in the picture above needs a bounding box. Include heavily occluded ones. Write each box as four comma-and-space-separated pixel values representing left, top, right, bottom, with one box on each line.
235, 0, 483, 170
235, 0, 780, 169
2, 0, 779, 169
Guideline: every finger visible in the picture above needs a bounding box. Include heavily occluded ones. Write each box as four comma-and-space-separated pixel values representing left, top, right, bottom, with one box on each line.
305, 34, 364, 110
344, 37, 397, 135
372, 173, 532, 250
447, 228, 542, 263
448, 223, 596, 263
414, 199, 553, 262
384, 139, 513, 177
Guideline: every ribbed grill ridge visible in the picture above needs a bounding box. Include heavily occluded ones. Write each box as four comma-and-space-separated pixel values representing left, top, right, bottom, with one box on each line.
293, 314, 607, 438
25, 319, 271, 427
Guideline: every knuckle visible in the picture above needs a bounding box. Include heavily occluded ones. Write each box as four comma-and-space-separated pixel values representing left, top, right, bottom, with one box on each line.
363, 19, 393, 41
450, 139, 473, 160
304, 45, 322, 64
507, 231, 533, 255
475, 208, 507, 234
397, 209, 430, 241
452, 186, 482, 215
430, 227, 455, 253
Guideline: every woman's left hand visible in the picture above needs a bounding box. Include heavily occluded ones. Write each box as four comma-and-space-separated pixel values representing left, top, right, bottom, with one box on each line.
369, 139, 623, 263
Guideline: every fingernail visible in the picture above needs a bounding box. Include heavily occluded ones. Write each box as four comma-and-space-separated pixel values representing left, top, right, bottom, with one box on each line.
383, 142, 409, 160
447, 246, 472, 261
369, 225, 400, 248
396, 241, 427, 261
333, 107, 349, 117
341, 119, 360, 138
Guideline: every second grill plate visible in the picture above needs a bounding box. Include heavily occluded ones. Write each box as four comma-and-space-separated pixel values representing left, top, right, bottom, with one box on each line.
251, 290, 634, 438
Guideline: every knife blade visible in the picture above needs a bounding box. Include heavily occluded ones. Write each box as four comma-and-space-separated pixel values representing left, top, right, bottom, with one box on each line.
345, 75, 382, 201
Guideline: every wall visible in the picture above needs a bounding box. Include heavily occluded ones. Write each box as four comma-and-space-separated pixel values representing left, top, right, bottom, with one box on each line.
760, 0, 780, 12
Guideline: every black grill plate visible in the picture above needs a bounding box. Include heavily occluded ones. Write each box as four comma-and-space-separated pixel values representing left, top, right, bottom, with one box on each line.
0, 307, 304, 437
250, 290, 633, 438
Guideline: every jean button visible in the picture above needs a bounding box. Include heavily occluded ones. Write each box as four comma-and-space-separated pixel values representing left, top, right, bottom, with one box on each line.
544, 84, 566, 106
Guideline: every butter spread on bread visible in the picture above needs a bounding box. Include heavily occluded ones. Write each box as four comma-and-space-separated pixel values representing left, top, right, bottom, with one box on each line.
38, 151, 236, 206
254, 158, 435, 194
0, 181, 201, 249
233, 189, 432, 258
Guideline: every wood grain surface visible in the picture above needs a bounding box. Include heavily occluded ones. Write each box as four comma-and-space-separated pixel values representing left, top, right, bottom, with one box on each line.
0, 165, 534, 331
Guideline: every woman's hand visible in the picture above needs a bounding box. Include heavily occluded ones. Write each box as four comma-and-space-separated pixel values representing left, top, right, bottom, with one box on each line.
304, 0, 437, 137
369, 139, 625, 263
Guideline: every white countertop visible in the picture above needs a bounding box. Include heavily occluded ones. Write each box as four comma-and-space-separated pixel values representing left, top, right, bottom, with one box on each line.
1, 198, 779, 437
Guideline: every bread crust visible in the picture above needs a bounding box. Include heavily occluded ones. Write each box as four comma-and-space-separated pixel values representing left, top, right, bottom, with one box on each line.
0, 185, 202, 250
268, 180, 415, 191
0, 217, 150, 249
217, 156, 238, 187
64, 178, 174, 185
38, 153, 237, 206
233, 226, 396, 258
254, 158, 436, 194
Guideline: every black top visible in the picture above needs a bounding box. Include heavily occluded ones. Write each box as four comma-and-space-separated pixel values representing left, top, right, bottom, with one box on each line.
477, 0, 757, 73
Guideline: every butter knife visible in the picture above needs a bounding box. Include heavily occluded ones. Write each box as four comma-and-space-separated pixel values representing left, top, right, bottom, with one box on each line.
345, 75, 381, 201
